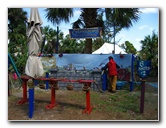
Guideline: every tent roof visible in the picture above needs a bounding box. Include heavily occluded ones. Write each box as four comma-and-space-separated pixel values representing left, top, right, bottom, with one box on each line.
92, 42, 126, 54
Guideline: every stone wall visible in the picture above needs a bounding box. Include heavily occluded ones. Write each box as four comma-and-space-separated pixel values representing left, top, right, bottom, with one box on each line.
49, 69, 102, 91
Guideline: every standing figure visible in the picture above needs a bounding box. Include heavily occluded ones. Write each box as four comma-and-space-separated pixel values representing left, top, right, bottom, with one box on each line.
101, 56, 120, 93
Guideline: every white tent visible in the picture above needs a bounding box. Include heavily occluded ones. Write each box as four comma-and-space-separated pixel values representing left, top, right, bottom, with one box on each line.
92, 42, 126, 54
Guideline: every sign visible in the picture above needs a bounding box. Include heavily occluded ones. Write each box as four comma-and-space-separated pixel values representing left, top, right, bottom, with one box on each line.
137, 60, 151, 78
69, 27, 102, 39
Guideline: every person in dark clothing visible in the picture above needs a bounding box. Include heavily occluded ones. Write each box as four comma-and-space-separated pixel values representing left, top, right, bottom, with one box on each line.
101, 56, 120, 93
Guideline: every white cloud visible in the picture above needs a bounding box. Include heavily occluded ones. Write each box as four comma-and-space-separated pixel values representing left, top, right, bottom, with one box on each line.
138, 25, 156, 31
139, 8, 158, 14
138, 25, 149, 30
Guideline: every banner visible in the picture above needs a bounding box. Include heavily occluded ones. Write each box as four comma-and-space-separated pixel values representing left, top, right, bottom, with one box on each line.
53, 54, 133, 81
137, 60, 151, 78
69, 28, 102, 39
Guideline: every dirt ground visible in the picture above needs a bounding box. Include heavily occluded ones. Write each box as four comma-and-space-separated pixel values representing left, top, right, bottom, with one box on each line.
8, 79, 159, 121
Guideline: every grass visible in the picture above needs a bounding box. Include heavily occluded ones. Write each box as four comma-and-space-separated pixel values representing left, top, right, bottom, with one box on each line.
8, 83, 158, 120
90, 90, 140, 113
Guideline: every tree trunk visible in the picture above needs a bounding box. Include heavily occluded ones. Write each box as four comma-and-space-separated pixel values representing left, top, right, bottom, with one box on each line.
85, 39, 92, 53
82, 8, 98, 54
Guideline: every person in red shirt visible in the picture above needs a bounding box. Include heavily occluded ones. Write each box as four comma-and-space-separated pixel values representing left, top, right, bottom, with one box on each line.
101, 56, 120, 93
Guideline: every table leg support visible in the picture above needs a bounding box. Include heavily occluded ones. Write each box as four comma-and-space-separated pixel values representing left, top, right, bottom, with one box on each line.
83, 90, 93, 114
46, 82, 58, 109
29, 88, 34, 118
18, 80, 28, 104
45, 72, 49, 90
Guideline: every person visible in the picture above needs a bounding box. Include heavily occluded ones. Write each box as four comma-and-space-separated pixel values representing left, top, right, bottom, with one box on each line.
101, 56, 120, 93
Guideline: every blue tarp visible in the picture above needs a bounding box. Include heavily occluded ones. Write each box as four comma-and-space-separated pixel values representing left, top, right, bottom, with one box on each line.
50, 53, 135, 91
53, 54, 132, 71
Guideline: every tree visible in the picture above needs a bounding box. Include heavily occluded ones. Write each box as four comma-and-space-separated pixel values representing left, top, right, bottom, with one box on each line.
59, 35, 85, 53
79, 8, 99, 53
104, 8, 140, 53
45, 8, 74, 25
8, 8, 28, 73
42, 25, 64, 53
45, 8, 74, 53
45, 8, 141, 53
92, 38, 105, 52
140, 31, 158, 76
120, 41, 137, 54
42, 25, 85, 54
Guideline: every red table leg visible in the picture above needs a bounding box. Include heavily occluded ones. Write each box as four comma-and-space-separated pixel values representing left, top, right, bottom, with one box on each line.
46, 82, 58, 109
82, 83, 93, 114
18, 79, 28, 104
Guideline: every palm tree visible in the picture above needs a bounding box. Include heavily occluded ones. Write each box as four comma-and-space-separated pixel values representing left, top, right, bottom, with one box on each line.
140, 31, 158, 76
71, 8, 104, 53
45, 8, 74, 25
80, 8, 98, 53
72, 8, 140, 53
140, 31, 158, 59
45, 8, 140, 53
105, 8, 140, 53
45, 8, 74, 53
106, 8, 140, 36
59, 35, 84, 53
42, 25, 64, 53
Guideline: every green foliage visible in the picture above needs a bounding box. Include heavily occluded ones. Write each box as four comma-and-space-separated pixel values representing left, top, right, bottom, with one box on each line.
45, 8, 141, 53
45, 8, 74, 25
104, 8, 140, 43
42, 26, 58, 53
8, 8, 28, 74
139, 31, 158, 77
59, 35, 85, 53
42, 25, 86, 54
120, 41, 137, 54
92, 38, 105, 52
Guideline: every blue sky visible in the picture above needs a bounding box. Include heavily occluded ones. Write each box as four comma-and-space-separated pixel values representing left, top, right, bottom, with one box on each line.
23, 8, 159, 51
